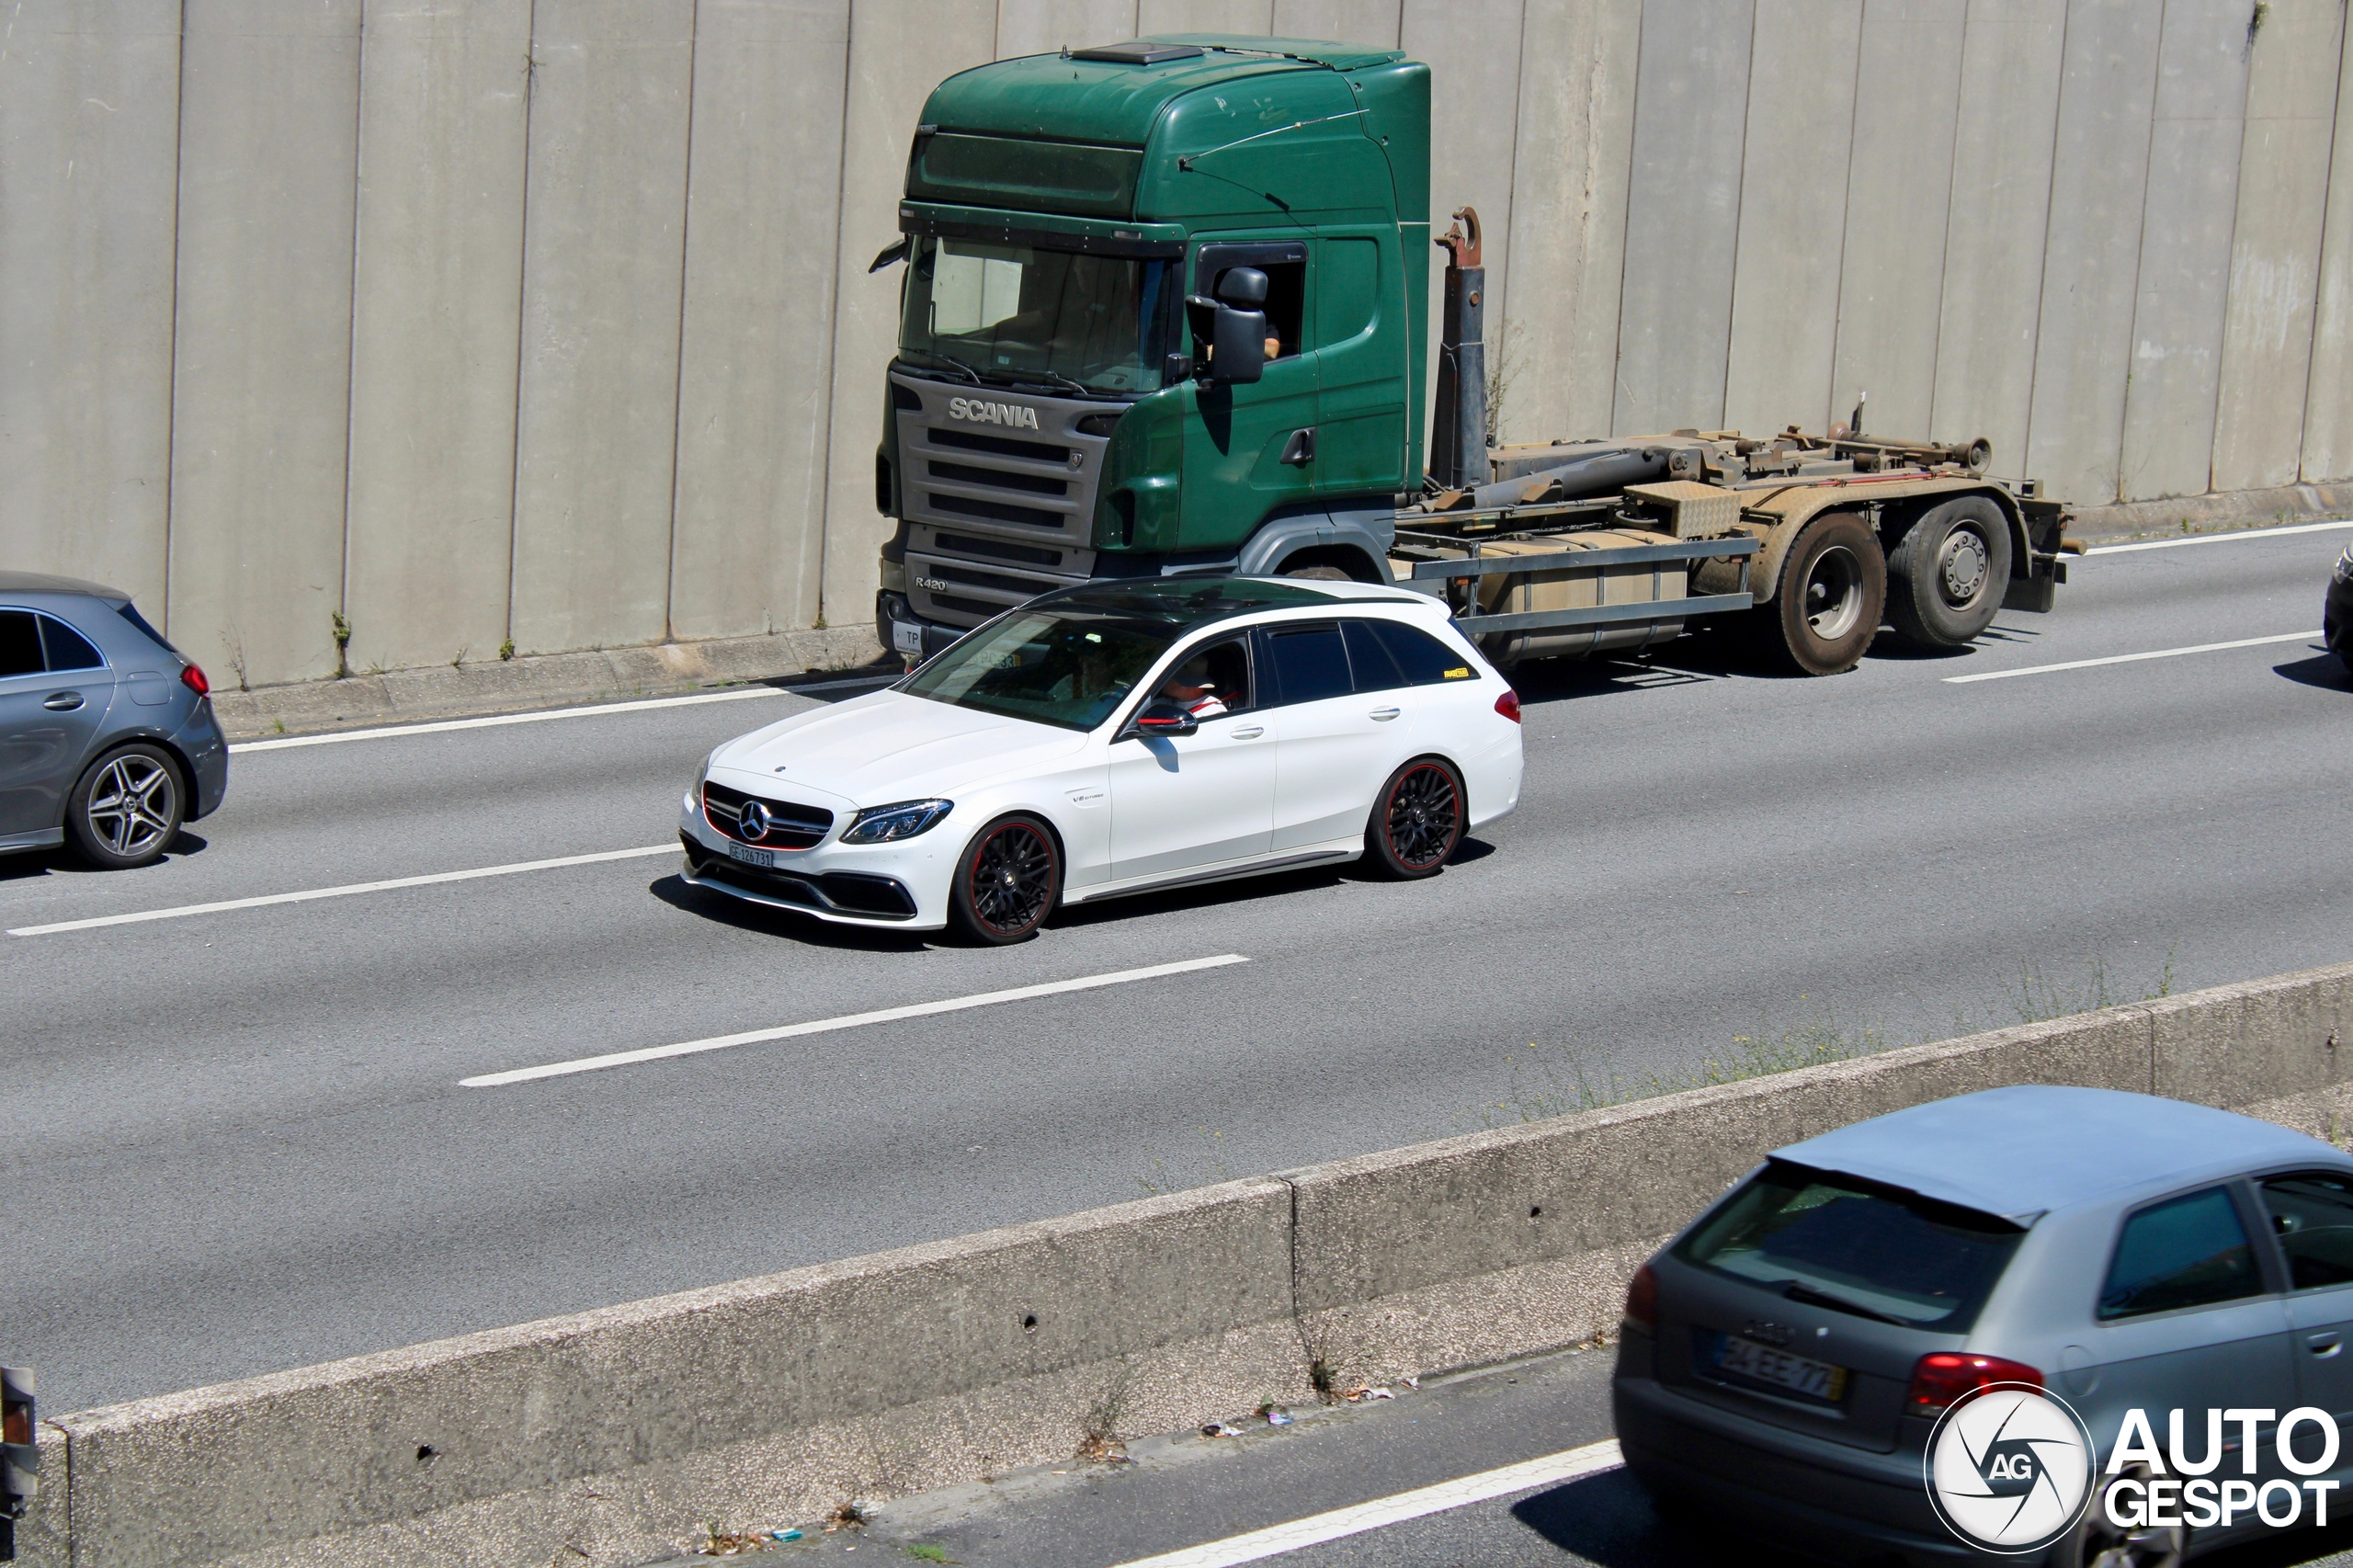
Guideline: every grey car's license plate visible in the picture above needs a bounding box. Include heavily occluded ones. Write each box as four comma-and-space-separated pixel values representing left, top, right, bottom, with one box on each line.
724, 840, 775, 869
1713, 1335, 1847, 1402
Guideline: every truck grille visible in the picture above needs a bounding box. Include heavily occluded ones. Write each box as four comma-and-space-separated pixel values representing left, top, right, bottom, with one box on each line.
892, 369, 1117, 628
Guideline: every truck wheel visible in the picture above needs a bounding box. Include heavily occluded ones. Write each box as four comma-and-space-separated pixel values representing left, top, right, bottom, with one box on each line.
1282, 564, 1354, 581
66, 743, 185, 869
1364, 758, 1465, 879
948, 813, 1061, 945
1886, 497, 2012, 649
1762, 512, 1884, 676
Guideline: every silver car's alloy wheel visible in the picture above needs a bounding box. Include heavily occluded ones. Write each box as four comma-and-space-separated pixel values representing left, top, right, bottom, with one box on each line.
85, 753, 178, 858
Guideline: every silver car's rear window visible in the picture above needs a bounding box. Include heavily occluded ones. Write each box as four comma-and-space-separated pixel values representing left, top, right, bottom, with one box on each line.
1677, 1162, 2024, 1329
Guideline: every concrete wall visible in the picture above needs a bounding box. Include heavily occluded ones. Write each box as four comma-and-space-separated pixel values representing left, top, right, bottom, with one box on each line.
9, 0, 2353, 689
17, 959, 2353, 1568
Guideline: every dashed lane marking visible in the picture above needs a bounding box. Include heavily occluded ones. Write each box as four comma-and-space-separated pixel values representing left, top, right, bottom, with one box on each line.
6, 844, 678, 936
1943, 631, 2322, 685
460, 954, 1252, 1087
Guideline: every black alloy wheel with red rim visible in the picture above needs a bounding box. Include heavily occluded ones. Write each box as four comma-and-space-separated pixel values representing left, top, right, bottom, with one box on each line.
1366, 757, 1464, 879
949, 814, 1061, 944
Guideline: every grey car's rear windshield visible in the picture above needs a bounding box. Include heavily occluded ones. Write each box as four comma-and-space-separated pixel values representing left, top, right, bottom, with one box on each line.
1675, 1161, 2025, 1330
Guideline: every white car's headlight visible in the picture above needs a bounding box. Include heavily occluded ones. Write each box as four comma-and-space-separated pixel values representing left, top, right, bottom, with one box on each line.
842, 799, 953, 844
2334, 545, 2353, 585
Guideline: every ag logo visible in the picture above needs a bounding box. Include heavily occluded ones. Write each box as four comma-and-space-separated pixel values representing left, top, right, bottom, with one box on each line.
947, 396, 1040, 431
1924, 1384, 2094, 1553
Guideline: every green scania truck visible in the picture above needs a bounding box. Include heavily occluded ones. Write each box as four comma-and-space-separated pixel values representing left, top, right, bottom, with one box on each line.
871, 35, 2073, 678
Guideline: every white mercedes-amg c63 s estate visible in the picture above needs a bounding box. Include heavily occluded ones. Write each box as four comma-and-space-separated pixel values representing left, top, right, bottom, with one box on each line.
678, 576, 1524, 944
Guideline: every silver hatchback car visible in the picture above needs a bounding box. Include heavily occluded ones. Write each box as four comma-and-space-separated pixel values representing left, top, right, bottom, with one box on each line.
0, 571, 228, 868
1615, 1085, 2353, 1566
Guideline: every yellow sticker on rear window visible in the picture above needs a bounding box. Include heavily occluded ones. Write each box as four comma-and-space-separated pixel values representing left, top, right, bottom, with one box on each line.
1442, 666, 1471, 678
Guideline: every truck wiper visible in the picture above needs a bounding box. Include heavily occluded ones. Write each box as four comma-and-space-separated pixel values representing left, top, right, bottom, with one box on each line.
1780, 1280, 1907, 1325
1017, 369, 1093, 398
906, 350, 983, 384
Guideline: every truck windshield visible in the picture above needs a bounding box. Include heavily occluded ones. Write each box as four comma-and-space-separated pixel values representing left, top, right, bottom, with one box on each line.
899, 235, 1176, 397
1675, 1163, 2023, 1330
898, 606, 1175, 731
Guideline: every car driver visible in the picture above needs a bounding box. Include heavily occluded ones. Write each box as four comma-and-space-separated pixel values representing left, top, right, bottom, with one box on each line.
1158, 653, 1229, 720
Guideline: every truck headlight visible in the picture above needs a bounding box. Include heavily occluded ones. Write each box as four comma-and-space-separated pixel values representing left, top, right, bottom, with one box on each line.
842, 799, 952, 844
2335, 546, 2353, 585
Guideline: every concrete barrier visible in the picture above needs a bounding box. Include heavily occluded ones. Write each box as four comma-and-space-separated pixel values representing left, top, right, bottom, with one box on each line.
19, 961, 2350, 1568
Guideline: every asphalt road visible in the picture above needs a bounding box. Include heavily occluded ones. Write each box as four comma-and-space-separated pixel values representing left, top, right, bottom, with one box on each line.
5, 522, 2350, 1418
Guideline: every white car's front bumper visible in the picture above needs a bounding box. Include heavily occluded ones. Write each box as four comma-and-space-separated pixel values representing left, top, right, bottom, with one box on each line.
676, 794, 959, 931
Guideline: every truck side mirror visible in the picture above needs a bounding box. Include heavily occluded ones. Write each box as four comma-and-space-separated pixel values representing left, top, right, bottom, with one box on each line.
1209, 306, 1267, 385
1214, 267, 1268, 308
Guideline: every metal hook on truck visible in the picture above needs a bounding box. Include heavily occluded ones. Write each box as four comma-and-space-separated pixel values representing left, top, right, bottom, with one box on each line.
870, 34, 2079, 679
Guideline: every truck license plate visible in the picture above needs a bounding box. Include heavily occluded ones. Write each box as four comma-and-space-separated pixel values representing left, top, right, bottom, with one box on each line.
892, 620, 924, 655
1713, 1335, 1846, 1403
725, 840, 775, 869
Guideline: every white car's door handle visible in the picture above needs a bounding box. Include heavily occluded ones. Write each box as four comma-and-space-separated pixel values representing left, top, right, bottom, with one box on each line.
1369, 707, 1401, 721
1229, 725, 1264, 739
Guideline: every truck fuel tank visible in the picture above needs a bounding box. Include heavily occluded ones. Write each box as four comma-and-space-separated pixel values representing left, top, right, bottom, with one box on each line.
1396, 528, 1693, 667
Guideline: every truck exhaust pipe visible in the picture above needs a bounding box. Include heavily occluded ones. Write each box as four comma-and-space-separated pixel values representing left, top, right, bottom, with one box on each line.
1429, 207, 1486, 491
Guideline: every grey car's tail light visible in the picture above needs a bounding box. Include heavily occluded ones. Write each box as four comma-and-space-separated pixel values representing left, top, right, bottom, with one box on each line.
1, 1367, 36, 1562
1623, 1263, 1658, 1331
1906, 1351, 2041, 1416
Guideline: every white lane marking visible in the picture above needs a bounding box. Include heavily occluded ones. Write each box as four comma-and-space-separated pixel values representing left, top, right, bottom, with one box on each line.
1102, 1438, 1624, 1568
2089, 517, 2353, 553
461, 954, 1251, 1088
230, 686, 793, 753
1944, 630, 2322, 685
6, 844, 678, 937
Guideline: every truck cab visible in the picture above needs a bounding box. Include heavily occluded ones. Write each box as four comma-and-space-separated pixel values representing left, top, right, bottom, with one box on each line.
875, 36, 1432, 661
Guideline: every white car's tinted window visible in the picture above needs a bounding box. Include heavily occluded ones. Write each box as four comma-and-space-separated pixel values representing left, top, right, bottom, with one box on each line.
0, 610, 40, 676
2260, 1173, 2353, 1290
901, 608, 1171, 730
1341, 620, 1405, 692
2099, 1187, 2263, 1319
1677, 1164, 2022, 1328
1366, 619, 1473, 685
40, 615, 105, 671
1261, 624, 1350, 706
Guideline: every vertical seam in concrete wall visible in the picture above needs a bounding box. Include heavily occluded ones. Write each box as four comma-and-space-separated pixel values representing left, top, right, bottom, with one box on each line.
1718, 0, 1764, 425
2112, 0, 2171, 503
813, 0, 860, 619
338, 1, 372, 648
2203, 16, 2253, 498
663, 0, 705, 645
159, 0, 192, 637
2014, 0, 2075, 465
1822, 1, 1870, 432
1608, 1, 1647, 428
2295, 7, 2353, 483
1922, 0, 1972, 436
505, 0, 542, 653
1490, 0, 1530, 341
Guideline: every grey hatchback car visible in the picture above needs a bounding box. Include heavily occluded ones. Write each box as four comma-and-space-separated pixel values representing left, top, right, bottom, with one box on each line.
1615, 1085, 2353, 1566
0, 571, 228, 868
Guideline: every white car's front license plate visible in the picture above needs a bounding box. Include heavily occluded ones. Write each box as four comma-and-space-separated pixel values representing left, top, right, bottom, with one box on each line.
724, 840, 775, 869
892, 620, 924, 654
1713, 1335, 1847, 1403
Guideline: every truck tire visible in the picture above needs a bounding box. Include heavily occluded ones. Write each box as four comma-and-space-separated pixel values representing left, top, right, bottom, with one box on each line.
1364, 757, 1465, 879
947, 813, 1061, 945
1886, 496, 2012, 650
1759, 512, 1885, 676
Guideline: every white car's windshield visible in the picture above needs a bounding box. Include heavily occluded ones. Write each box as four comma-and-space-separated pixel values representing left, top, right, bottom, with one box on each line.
898, 579, 1351, 731
899, 608, 1176, 731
